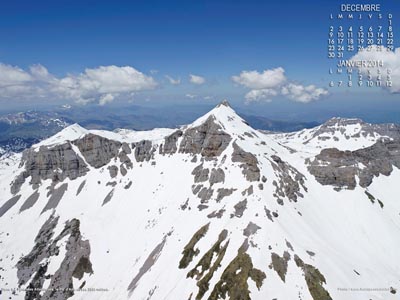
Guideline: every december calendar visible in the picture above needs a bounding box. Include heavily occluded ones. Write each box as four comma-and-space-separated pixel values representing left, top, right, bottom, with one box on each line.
328, 3, 395, 88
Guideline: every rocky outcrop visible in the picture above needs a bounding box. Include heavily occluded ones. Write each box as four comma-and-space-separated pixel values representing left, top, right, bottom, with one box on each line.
308, 139, 400, 189
16, 215, 93, 300
209, 168, 225, 185
208, 246, 266, 300
179, 116, 232, 157
270, 155, 307, 202
243, 222, 261, 237
160, 130, 183, 155
108, 165, 119, 178
179, 223, 210, 269
231, 142, 260, 182
269, 251, 290, 282
118, 142, 133, 168
132, 140, 156, 162
187, 230, 229, 299
11, 142, 89, 194
198, 187, 214, 203
231, 199, 247, 218
216, 188, 235, 202
192, 164, 209, 183
73, 133, 121, 168
294, 255, 332, 300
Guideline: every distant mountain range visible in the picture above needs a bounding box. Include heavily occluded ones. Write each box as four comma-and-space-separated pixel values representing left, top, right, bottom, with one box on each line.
0, 106, 319, 155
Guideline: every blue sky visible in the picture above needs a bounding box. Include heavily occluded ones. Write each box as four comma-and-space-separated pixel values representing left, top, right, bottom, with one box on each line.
0, 0, 399, 121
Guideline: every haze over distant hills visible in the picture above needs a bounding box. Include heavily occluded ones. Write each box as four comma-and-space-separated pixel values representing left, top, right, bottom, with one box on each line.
0, 104, 320, 155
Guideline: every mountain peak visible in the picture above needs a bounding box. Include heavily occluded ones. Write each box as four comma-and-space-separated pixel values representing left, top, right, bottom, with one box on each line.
217, 99, 231, 108
34, 123, 88, 148
189, 100, 248, 133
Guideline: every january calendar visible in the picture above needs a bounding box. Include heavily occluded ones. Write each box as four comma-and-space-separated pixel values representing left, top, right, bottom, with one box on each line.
328, 3, 396, 88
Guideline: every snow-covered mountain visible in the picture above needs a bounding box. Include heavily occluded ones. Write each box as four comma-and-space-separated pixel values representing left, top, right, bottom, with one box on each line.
273, 117, 400, 152
0, 101, 399, 300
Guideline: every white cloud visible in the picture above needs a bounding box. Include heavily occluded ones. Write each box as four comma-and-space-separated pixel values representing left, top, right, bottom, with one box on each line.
350, 46, 400, 93
281, 83, 328, 103
233, 67, 327, 103
0, 63, 157, 105
165, 75, 181, 85
185, 93, 197, 99
245, 89, 277, 103
29, 64, 54, 81
189, 74, 205, 85
232, 67, 286, 89
0, 63, 33, 87
99, 93, 116, 106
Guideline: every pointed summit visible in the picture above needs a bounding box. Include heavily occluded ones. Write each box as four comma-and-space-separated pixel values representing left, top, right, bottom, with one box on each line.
186, 99, 256, 139
217, 99, 231, 108
189, 99, 243, 128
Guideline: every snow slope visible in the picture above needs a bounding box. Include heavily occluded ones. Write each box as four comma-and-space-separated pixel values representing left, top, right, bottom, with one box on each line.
0, 101, 399, 300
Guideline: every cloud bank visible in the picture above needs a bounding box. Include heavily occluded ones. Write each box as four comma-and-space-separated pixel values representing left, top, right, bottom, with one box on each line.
0, 63, 157, 105
350, 46, 400, 93
232, 67, 286, 89
232, 67, 328, 103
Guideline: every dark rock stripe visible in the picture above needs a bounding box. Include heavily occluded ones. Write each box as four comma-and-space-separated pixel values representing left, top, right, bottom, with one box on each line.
41, 183, 68, 214
0, 194, 21, 217
20, 191, 40, 212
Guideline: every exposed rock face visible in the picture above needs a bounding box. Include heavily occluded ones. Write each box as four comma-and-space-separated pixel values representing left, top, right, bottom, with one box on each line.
308, 139, 400, 189
270, 155, 307, 202
108, 165, 119, 178
269, 251, 290, 282
243, 222, 261, 237
179, 116, 232, 157
232, 142, 260, 181
160, 130, 183, 155
179, 223, 209, 269
133, 140, 156, 162
192, 164, 209, 183
198, 187, 214, 203
11, 143, 89, 194
216, 188, 235, 202
209, 168, 225, 185
118, 142, 133, 168
16, 215, 93, 300
187, 230, 229, 299
294, 255, 332, 300
73, 133, 121, 168
231, 199, 247, 218
208, 247, 266, 300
